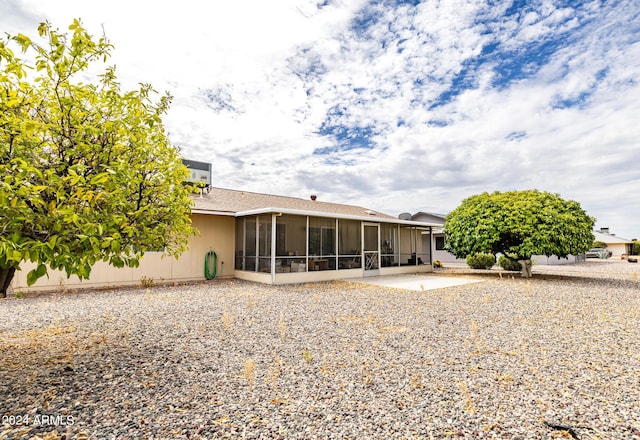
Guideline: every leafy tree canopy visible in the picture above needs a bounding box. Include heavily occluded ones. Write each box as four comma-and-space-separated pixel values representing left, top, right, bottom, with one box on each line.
0, 19, 195, 296
444, 190, 595, 275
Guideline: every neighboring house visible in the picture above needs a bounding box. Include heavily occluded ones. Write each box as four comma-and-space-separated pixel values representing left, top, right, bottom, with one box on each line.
411, 212, 465, 264
12, 188, 440, 292
411, 211, 585, 265
593, 228, 634, 258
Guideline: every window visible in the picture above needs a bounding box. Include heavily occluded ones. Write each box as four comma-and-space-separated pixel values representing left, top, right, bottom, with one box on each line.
435, 236, 445, 251
258, 215, 272, 273
234, 215, 268, 272
234, 218, 244, 269
399, 226, 417, 265
276, 215, 306, 257
419, 229, 431, 265
309, 217, 336, 271
275, 215, 307, 272
338, 219, 361, 269
380, 223, 399, 267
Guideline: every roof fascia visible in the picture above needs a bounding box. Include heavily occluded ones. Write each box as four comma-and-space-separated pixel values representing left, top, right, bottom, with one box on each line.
234, 207, 440, 227
191, 209, 236, 216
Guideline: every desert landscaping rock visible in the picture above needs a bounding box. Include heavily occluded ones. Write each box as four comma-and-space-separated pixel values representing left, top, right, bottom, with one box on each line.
1, 260, 639, 439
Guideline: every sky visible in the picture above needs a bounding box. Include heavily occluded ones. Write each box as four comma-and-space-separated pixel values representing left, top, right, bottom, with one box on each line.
1, 0, 639, 239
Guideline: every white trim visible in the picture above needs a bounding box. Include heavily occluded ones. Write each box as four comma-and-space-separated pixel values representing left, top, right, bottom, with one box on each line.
233, 206, 439, 227
191, 209, 236, 216
271, 213, 277, 284
254, 217, 260, 272
306, 216, 310, 271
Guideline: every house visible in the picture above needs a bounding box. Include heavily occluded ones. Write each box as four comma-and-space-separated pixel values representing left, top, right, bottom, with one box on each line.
593, 228, 634, 258
410, 212, 465, 264
11, 188, 439, 292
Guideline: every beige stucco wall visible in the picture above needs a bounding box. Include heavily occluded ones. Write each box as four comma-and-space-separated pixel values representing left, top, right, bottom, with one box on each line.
11, 213, 235, 293
606, 242, 630, 258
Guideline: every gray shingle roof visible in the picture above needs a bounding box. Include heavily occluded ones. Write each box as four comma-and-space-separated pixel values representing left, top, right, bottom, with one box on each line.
192, 187, 397, 220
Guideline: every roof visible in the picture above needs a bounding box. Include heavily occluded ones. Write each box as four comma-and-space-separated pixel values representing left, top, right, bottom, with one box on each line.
192, 187, 395, 218
191, 187, 439, 226
411, 211, 446, 225
593, 230, 633, 244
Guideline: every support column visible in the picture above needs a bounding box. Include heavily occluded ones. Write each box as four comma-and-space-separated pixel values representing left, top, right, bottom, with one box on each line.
271, 213, 277, 283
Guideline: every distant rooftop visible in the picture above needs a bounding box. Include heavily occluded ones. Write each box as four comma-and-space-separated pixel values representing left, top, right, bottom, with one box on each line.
593, 229, 633, 243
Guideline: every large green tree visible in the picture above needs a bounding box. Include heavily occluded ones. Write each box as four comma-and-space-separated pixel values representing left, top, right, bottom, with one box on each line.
444, 190, 595, 277
0, 20, 195, 296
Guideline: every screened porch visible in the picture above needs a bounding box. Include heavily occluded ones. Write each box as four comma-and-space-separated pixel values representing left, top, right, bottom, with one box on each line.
234, 213, 433, 283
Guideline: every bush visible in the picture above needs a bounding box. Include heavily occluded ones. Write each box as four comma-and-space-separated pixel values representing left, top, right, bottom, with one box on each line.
433, 260, 443, 268
498, 256, 521, 271
466, 253, 495, 269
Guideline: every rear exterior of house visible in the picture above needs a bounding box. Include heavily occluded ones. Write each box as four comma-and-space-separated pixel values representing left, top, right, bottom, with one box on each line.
196, 188, 437, 284
11, 188, 437, 292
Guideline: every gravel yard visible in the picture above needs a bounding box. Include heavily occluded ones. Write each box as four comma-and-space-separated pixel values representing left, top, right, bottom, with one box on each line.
1, 260, 639, 439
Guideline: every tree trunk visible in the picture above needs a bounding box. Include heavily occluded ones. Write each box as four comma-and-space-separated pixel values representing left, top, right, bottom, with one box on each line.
0, 267, 17, 298
518, 259, 532, 278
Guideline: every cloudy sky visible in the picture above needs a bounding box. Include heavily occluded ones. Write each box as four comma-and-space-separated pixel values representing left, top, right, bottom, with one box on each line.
2, 0, 639, 239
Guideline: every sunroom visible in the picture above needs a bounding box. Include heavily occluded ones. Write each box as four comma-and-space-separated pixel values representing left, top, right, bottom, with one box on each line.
233, 209, 435, 284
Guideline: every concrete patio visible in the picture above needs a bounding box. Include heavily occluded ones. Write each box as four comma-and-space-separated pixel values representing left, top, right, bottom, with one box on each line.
345, 273, 485, 291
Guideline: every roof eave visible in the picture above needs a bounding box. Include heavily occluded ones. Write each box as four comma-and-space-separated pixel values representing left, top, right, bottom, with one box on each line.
191, 209, 236, 216
234, 207, 440, 227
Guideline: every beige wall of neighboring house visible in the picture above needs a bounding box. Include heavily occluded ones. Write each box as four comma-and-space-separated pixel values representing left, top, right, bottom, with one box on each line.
600, 242, 631, 258
11, 214, 236, 293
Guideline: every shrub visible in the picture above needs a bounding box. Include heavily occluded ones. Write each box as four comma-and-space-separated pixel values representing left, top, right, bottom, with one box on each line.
466, 253, 495, 269
140, 276, 154, 288
498, 256, 521, 271
433, 260, 443, 268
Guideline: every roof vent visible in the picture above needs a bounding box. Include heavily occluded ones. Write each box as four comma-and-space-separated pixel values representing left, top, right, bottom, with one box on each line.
310, 195, 317, 201
398, 212, 412, 220
365, 209, 376, 215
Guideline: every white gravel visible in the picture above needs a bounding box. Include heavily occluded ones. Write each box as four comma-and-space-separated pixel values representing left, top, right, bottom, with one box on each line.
1, 259, 639, 439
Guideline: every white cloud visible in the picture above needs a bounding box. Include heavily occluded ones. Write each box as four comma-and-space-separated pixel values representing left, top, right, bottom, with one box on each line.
1, 0, 638, 239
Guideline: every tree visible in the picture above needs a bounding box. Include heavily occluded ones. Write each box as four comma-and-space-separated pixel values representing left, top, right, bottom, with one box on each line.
443, 190, 595, 277
0, 20, 195, 297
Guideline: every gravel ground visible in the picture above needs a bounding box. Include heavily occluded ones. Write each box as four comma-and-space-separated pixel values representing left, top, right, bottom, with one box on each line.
1, 260, 639, 439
